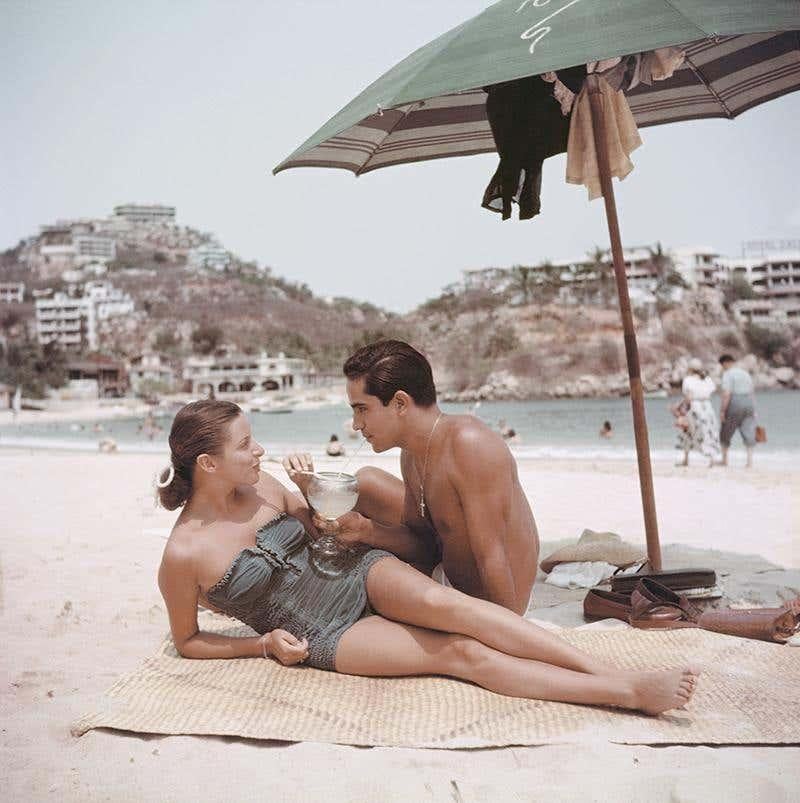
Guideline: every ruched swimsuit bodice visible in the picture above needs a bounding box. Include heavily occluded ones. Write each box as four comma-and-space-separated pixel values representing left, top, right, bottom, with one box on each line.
205, 513, 392, 670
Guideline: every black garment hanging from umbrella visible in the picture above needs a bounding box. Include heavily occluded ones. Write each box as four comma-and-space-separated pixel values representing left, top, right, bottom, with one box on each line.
481, 65, 584, 220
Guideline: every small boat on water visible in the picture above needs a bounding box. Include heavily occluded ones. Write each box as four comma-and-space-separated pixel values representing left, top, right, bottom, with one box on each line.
251, 405, 294, 414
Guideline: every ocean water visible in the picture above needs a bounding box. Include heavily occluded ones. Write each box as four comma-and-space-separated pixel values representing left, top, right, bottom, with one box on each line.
1, 391, 797, 467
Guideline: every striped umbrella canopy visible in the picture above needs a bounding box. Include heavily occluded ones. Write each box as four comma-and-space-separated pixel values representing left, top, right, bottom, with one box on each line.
274, 2, 800, 176
273, 0, 799, 571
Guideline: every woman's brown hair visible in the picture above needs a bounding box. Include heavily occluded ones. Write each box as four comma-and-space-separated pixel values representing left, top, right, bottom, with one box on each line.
157, 400, 242, 510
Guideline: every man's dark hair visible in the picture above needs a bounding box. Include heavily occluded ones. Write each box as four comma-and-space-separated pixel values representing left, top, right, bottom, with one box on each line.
718, 354, 735, 365
343, 340, 437, 407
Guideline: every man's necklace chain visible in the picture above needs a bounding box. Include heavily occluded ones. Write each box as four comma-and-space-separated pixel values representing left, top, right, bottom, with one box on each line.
416, 412, 444, 519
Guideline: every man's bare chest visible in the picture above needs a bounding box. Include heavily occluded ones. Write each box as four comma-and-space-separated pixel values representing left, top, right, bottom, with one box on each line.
403, 464, 461, 532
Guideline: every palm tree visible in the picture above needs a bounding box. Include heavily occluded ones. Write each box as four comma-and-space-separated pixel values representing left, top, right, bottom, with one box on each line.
506, 264, 537, 305
537, 260, 564, 303
648, 241, 687, 302
584, 245, 614, 306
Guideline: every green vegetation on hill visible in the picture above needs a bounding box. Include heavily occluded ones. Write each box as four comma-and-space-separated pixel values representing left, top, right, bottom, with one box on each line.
0, 338, 67, 398
2, 225, 797, 396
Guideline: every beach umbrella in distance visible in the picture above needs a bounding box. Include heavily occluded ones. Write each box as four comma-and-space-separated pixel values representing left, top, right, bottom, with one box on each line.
274, 1, 800, 570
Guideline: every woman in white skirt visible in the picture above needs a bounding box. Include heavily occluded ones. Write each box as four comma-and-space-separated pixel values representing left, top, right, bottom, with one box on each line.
675, 358, 721, 467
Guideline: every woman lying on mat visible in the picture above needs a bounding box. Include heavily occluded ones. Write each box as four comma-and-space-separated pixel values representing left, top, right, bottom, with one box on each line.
157, 400, 700, 716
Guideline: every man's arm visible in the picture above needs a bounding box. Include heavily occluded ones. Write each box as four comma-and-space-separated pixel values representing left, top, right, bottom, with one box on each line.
317, 510, 439, 568
331, 456, 439, 567
450, 428, 519, 611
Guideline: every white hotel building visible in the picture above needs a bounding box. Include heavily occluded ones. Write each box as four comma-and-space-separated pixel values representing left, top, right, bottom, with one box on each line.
0, 282, 24, 303
113, 204, 176, 225
723, 251, 800, 302
188, 242, 231, 272
183, 352, 316, 395
35, 281, 135, 350
73, 234, 116, 264
36, 294, 95, 350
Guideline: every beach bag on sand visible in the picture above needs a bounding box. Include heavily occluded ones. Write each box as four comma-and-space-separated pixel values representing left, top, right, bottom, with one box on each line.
755, 425, 767, 443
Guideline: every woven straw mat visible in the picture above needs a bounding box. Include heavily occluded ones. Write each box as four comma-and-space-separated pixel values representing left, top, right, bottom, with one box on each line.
73, 612, 800, 748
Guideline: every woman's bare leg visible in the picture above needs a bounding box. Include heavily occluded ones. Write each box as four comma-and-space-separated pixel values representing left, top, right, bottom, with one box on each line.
335, 616, 697, 715
366, 558, 646, 677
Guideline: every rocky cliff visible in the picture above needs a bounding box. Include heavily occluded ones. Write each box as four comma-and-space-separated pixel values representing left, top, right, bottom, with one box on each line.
407, 288, 799, 399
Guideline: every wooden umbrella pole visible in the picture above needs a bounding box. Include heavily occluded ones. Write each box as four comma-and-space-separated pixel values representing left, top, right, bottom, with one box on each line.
586, 74, 662, 570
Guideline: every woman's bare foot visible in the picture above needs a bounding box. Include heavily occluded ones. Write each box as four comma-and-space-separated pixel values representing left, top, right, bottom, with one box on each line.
626, 666, 700, 715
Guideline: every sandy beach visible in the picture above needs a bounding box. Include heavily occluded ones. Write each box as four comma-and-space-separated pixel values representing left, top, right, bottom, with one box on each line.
1, 448, 798, 801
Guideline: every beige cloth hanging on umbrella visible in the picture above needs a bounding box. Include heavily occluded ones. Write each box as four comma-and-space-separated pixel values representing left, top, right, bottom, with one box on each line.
565, 75, 642, 200
561, 48, 684, 200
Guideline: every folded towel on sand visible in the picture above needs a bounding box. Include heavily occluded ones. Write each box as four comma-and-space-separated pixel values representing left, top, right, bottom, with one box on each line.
545, 561, 618, 589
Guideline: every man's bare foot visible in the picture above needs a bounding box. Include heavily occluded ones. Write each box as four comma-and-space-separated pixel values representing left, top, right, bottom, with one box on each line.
626, 666, 700, 715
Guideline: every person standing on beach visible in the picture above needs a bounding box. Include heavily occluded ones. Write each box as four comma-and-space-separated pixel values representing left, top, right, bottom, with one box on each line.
718, 354, 757, 468
675, 358, 721, 468
284, 340, 539, 616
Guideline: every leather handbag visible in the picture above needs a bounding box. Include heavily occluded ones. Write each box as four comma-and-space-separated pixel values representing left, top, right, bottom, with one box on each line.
755, 425, 767, 443
628, 580, 800, 642
698, 606, 798, 643
610, 568, 716, 595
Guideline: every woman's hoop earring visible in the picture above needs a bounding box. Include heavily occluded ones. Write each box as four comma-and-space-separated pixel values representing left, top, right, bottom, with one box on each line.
156, 464, 175, 488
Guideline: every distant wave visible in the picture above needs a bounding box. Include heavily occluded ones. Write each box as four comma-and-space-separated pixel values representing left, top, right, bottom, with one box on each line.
2, 434, 796, 468
506, 445, 799, 468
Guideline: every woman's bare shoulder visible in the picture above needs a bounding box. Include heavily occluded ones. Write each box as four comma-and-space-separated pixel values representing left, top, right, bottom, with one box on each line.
162, 513, 205, 566
254, 470, 291, 510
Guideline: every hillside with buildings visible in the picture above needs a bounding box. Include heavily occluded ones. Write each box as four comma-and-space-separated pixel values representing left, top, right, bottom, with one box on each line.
0, 203, 402, 399
406, 242, 800, 399
0, 202, 798, 401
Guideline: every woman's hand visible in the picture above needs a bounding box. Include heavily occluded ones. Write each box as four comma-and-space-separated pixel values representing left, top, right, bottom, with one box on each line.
312, 511, 372, 548
282, 453, 314, 497
261, 629, 310, 666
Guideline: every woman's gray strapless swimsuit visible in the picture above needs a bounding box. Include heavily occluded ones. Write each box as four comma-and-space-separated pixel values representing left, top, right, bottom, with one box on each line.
205, 514, 393, 670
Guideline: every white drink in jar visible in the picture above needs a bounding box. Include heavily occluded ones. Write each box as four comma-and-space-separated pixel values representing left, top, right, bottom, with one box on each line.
308, 486, 359, 520
306, 472, 360, 564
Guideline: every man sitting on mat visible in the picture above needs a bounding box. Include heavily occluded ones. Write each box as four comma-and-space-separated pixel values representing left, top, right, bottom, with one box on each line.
284, 340, 539, 615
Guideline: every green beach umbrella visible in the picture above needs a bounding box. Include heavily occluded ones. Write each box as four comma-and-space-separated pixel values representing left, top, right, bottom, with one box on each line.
274, 1, 800, 569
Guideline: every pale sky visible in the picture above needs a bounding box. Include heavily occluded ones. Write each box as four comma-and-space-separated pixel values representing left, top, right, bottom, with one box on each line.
2, 0, 799, 312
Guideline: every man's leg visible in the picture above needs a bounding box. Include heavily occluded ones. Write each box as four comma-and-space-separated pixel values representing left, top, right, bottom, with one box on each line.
740, 413, 757, 469
719, 416, 734, 467
355, 467, 440, 574
354, 467, 405, 525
